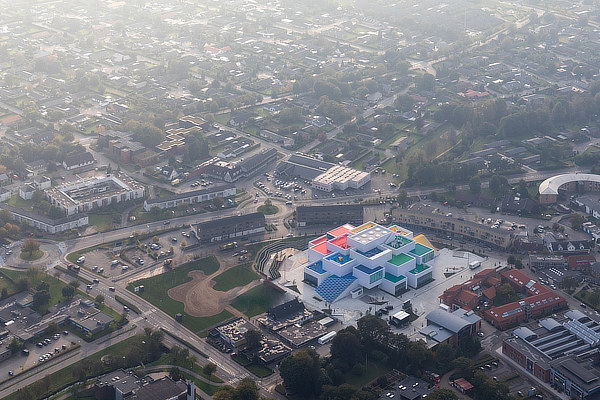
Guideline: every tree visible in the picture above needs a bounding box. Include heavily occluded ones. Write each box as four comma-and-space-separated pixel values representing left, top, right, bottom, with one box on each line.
62, 285, 75, 299
244, 329, 262, 350
357, 315, 390, 345
435, 343, 456, 365
279, 348, 321, 397
169, 367, 182, 381
397, 190, 408, 207
152, 236, 160, 244
203, 362, 217, 378
33, 289, 50, 309
495, 284, 517, 306
469, 176, 481, 194
95, 294, 105, 305
590, 290, 600, 306
8, 337, 24, 353
330, 329, 362, 367
214, 378, 260, 400
489, 175, 508, 198
21, 238, 40, 257
571, 213, 585, 230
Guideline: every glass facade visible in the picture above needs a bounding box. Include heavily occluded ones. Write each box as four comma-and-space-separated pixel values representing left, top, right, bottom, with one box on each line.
369, 270, 383, 284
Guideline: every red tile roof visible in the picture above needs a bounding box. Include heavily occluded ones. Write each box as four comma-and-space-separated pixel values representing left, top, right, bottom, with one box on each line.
501, 269, 532, 288
482, 286, 496, 300
454, 378, 474, 391
567, 254, 595, 269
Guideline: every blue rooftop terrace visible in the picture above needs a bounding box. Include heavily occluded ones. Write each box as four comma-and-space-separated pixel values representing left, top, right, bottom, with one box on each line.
307, 260, 326, 274
355, 247, 385, 258
355, 264, 383, 275
326, 253, 352, 265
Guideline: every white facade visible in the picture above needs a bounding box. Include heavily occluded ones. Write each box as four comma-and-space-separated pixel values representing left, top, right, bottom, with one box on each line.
46, 174, 145, 216
143, 185, 236, 211
304, 222, 435, 303
312, 165, 371, 192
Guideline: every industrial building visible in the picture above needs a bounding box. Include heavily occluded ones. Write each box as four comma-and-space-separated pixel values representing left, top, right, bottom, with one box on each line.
303, 222, 435, 303
502, 310, 600, 399
46, 173, 145, 216
276, 153, 371, 192
391, 203, 513, 250
296, 204, 364, 226
194, 212, 265, 243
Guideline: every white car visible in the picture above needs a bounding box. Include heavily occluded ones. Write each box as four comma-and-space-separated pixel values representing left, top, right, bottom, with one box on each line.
76, 256, 85, 264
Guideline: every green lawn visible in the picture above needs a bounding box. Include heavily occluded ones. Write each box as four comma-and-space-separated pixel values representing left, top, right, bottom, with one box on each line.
8, 195, 33, 208
257, 204, 279, 215
211, 264, 259, 292
19, 249, 43, 261
127, 257, 232, 333
1, 268, 66, 314
0, 270, 17, 295
231, 283, 286, 317
88, 214, 116, 232
343, 360, 392, 387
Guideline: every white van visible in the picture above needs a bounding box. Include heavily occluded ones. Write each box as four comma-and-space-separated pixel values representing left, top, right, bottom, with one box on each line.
76, 256, 85, 264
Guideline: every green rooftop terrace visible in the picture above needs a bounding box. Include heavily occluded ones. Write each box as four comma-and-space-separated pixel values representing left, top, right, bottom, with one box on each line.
386, 235, 413, 249
388, 253, 414, 266
410, 243, 433, 257
409, 264, 430, 275
384, 272, 406, 283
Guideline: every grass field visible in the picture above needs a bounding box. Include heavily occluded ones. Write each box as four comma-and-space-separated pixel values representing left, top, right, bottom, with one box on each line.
231, 283, 286, 317
19, 249, 43, 261
88, 214, 116, 232
127, 257, 232, 333
212, 264, 259, 292
257, 204, 279, 215
1, 268, 66, 313
343, 360, 392, 387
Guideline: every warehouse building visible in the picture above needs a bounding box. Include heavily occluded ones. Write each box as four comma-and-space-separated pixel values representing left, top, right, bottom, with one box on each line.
276, 153, 370, 192
502, 310, 600, 398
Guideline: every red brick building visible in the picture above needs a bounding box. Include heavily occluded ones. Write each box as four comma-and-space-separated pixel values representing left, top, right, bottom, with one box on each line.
567, 254, 596, 271
483, 269, 567, 330
439, 268, 501, 311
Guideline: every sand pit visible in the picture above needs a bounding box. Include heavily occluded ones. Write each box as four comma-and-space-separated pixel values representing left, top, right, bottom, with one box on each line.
167, 270, 230, 317
167, 264, 259, 318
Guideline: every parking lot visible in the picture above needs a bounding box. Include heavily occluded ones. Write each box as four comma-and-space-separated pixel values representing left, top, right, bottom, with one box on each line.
76, 230, 197, 280
2, 332, 79, 379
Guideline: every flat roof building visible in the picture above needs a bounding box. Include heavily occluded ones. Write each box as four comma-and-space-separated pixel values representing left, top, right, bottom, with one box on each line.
46, 173, 144, 216
296, 204, 364, 226
420, 308, 481, 347
392, 203, 513, 250
143, 184, 236, 211
276, 153, 371, 192
503, 310, 600, 398
194, 212, 265, 243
